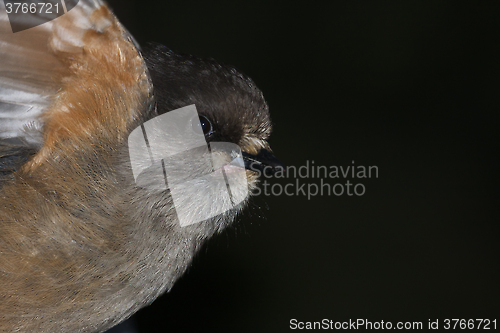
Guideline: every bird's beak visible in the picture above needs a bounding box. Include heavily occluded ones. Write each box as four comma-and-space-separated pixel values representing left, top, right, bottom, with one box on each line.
242, 149, 284, 176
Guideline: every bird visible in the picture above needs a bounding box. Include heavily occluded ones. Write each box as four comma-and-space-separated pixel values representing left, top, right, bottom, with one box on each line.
0, 0, 281, 332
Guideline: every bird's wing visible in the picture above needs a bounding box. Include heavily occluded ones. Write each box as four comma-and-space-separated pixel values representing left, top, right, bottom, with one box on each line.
0, 2, 153, 330
0, 0, 93, 144
0, 0, 152, 171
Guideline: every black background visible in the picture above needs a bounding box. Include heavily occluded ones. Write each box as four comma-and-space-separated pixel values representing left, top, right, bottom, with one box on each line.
106, 1, 499, 332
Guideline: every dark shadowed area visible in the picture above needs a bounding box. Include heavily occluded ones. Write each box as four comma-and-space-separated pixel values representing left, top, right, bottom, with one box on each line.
106, 1, 499, 332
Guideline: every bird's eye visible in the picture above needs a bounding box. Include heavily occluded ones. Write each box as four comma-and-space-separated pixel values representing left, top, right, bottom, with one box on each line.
192, 115, 213, 135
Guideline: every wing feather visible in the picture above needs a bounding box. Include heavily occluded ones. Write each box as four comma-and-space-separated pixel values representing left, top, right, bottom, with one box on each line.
0, 0, 152, 168
0, 0, 149, 141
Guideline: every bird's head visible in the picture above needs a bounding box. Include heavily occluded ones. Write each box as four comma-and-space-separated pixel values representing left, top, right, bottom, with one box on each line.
124, 44, 281, 234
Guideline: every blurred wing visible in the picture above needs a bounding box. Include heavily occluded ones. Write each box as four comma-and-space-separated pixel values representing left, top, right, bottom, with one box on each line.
0, 1, 63, 144
0, 0, 152, 170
